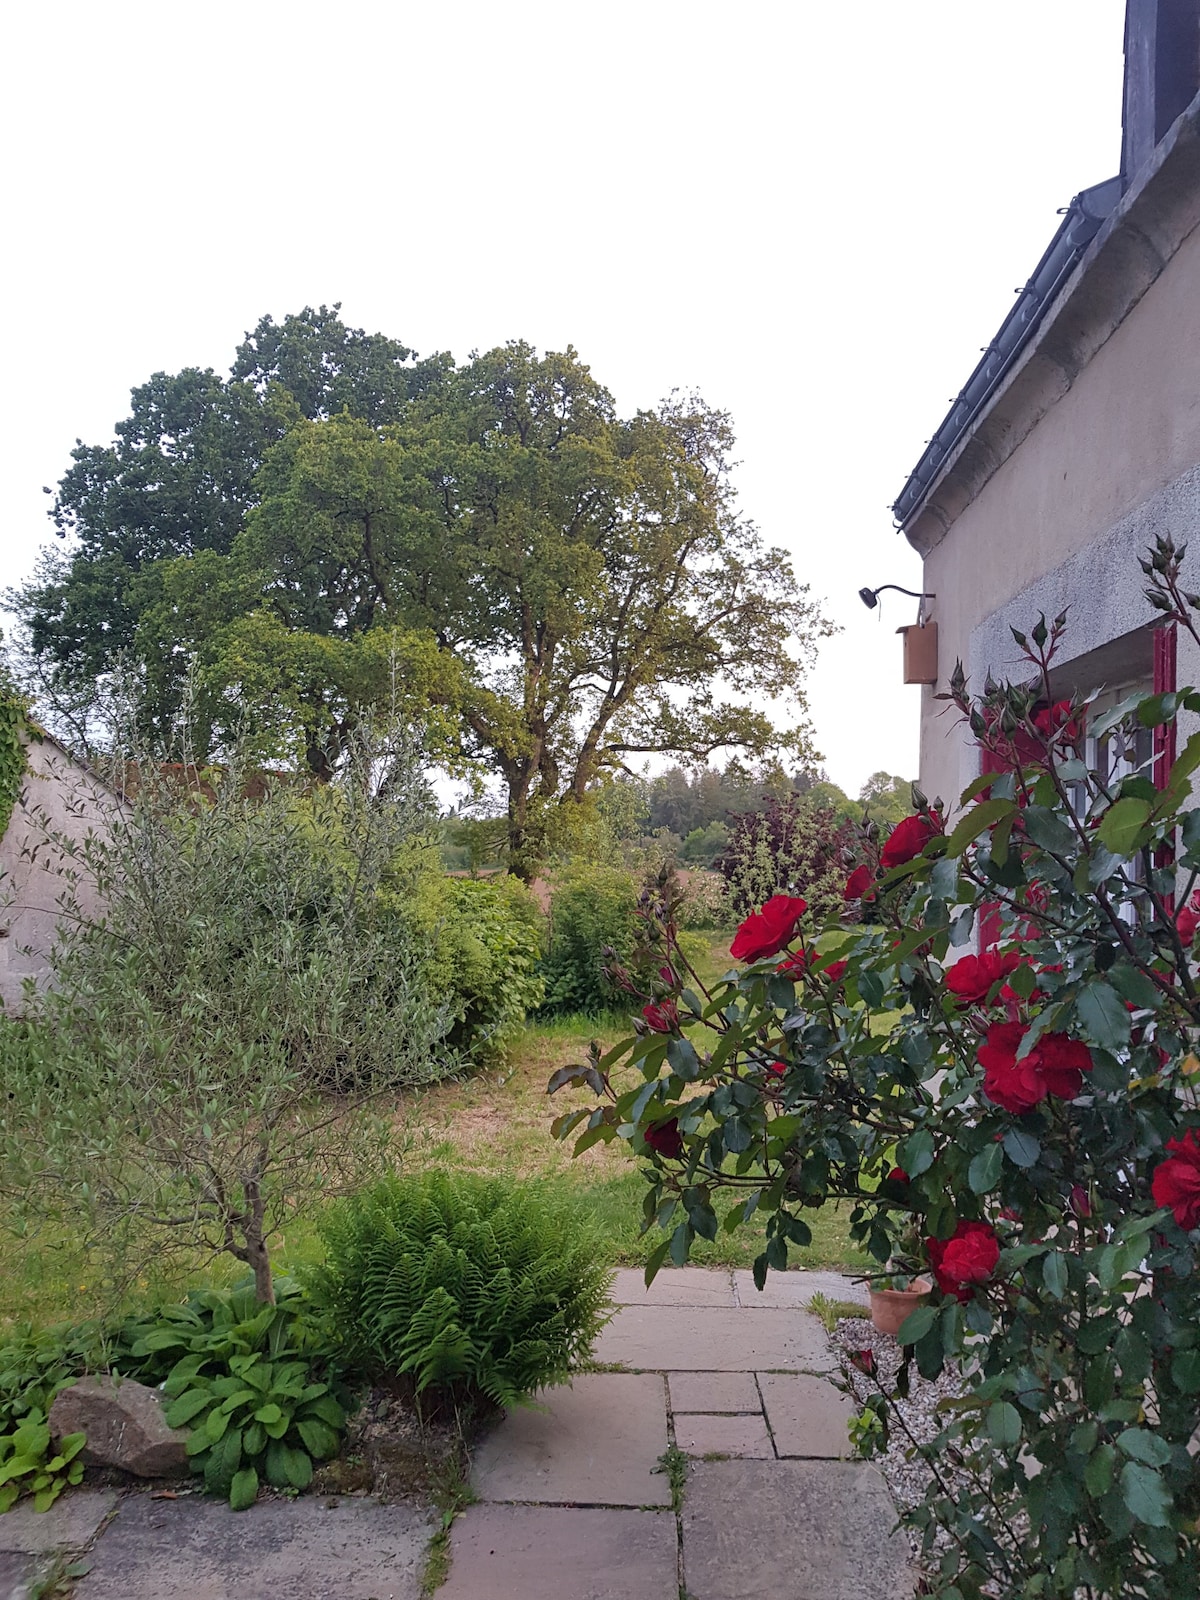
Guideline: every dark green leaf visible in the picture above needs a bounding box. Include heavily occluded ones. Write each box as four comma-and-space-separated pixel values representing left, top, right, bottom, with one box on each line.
1042, 1251, 1067, 1300
967, 1143, 1003, 1194
1075, 982, 1132, 1051
229, 1466, 259, 1511
1085, 1443, 1116, 1498
1171, 1349, 1200, 1393
986, 1402, 1021, 1449
896, 1304, 937, 1346
1002, 1127, 1041, 1168
1097, 798, 1154, 856
1119, 1460, 1172, 1527
1117, 1428, 1171, 1466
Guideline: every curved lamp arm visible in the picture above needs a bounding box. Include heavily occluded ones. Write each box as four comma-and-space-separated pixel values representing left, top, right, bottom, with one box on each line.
858, 584, 936, 610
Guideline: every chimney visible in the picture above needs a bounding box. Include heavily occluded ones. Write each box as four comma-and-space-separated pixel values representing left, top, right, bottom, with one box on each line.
1122, 0, 1200, 188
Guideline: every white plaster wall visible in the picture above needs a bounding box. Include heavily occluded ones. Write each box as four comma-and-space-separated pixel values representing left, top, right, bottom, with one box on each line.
0, 737, 121, 1012
917, 219, 1200, 810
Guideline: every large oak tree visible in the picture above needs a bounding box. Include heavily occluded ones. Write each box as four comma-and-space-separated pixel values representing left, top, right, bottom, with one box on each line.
15, 326, 831, 876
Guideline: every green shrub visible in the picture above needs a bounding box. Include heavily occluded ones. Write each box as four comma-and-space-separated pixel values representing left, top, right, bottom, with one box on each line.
716, 790, 855, 923
675, 868, 730, 930
540, 865, 643, 1015
1, 726, 449, 1302
114, 1283, 348, 1509
404, 875, 545, 1060
308, 1172, 612, 1410
0, 1322, 101, 1513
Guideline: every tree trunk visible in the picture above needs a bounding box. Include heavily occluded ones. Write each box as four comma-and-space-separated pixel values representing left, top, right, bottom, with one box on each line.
242, 1171, 276, 1304
249, 1239, 275, 1304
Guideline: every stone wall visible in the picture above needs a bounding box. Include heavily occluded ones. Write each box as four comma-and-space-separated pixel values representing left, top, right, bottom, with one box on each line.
0, 736, 121, 1012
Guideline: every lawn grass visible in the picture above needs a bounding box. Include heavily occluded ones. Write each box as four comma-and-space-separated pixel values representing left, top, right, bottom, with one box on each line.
0, 932, 873, 1332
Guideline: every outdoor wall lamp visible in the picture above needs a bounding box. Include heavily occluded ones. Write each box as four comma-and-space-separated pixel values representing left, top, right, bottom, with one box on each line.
858, 584, 935, 610
857, 584, 939, 685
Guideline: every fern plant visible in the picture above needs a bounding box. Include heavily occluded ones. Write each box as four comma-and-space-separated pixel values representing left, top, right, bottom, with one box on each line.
309, 1172, 613, 1410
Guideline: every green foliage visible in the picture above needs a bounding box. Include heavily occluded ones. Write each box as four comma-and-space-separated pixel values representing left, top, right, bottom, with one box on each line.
717, 790, 855, 923
856, 771, 915, 828
405, 874, 545, 1060
539, 866, 643, 1015
17, 306, 445, 744
552, 560, 1200, 1598
115, 1283, 347, 1509
441, 815, 509, 874
309, 1172, 612, 1410
17, 329, 831, 874
0, 686, 27, 844
0, 1323, 100, 1514
679, 822, 729, 867
675, 870, 731, 931
0, 719, 453, 1302
0, 1417, 85, 1514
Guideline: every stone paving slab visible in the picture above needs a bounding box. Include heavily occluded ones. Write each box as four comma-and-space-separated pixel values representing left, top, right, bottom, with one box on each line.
470, 1373, 670, 1507
438, 1505, 677, 1600
609, 1267, 736, 1307
759, 1374, 855, 1459
668, 1371, 761, 1414
0, 1490, 116, 1554
72, 1492, 435, 1600
732, 1269, 868, 1310
682, 1459, 914, 1600
673, 1413, 774, 1459
595, 1306, 834, 1373
0, 1551, 37, 1600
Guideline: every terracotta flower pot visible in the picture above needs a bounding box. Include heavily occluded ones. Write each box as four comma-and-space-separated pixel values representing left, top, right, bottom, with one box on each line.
869, 1278, 932, 1337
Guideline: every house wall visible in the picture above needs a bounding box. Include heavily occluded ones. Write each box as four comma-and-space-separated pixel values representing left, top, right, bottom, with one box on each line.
0, 737, 120, 1012
915, 212, 1200, 810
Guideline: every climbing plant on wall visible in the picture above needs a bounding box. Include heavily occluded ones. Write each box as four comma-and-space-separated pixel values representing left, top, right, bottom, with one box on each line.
0, 689, 28, 843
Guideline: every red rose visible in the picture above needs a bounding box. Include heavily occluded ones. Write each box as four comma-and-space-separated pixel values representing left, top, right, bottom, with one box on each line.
730, 895, 808, 962
978, 1023, 1045, 1112
1033, 1033, 1092, 1098
642, 1000, 679, 1034
823, 960, 848, 983
644, 1118, 685, 1159
977, 1023, 1091, 1113
1152, 1129, 1200, 1229
1069, 1185, 1092, 1219
881, 813, 942, 869
844, 865, 874, 900
848, 1349, 876, 1376
1177, 891, 1200, 946
767, 1057, 786, 1076
888, 1167, 909, 1184
926, 1220, 1000, 1302
944, 950, 1022, 1005
1033, 700, 1081, 745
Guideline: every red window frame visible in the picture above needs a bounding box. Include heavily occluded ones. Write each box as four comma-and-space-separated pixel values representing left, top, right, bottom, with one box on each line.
975, 624, 1176, 951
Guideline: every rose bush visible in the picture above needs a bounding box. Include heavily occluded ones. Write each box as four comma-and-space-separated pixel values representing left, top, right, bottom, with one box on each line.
550, 540, 1200, 1599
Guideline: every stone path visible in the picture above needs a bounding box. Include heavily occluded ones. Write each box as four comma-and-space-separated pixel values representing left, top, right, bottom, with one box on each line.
0, 1268, 915, 1600
440, 1266, 913, 1600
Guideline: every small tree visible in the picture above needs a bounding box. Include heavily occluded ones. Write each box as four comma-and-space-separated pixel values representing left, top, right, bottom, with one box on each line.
716, 790, 855, 924
0, 719, 455, 1304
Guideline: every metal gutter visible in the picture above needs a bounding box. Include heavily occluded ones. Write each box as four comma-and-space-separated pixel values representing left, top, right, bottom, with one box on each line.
892, 176, 1122, 528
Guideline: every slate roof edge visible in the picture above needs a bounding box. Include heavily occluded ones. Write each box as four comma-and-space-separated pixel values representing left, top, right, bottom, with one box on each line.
897, 87, 1200, 557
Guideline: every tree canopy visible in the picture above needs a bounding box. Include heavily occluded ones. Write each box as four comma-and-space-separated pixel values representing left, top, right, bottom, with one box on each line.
13, 317, 833, 875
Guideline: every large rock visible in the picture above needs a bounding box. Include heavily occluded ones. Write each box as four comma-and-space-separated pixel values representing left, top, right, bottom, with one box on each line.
49, 1377, 190, 1479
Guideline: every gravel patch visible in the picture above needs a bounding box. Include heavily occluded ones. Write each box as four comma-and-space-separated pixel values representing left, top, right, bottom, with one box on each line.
830, 1316, 968, 1563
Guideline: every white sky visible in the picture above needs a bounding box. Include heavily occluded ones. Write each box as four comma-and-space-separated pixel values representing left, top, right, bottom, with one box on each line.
0, 0, 1127, 799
